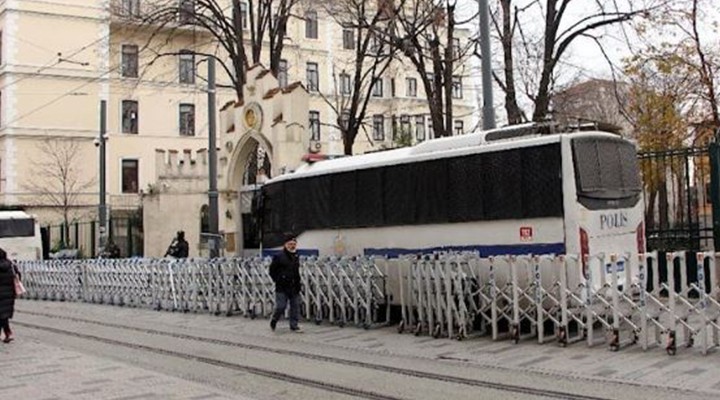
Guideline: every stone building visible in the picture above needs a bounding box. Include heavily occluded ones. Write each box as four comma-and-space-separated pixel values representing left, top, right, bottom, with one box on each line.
0, 0, 479, 257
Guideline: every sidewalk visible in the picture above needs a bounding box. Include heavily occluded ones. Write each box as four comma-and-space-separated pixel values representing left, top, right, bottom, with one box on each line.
10, 299, 720, 397
0, 328, 247, 400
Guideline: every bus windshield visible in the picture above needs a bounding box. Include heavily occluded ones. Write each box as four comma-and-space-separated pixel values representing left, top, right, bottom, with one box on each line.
0, 218, 35, 238
572, 137, 641, 207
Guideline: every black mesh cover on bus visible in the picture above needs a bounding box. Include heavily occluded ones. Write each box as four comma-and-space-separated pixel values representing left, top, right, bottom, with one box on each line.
261, 143, 563, 247
384, 163, 416, 225
413, 159, 449, 223
330, 171, 357, 228
484, 150, 524, 219
261, 183, 286, 248
522, 144, 563, 218
448, 155, 485, 222
356, 168, 384, 226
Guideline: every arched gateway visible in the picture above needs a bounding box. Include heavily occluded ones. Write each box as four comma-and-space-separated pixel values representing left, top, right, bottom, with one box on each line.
143, 66, 308, 257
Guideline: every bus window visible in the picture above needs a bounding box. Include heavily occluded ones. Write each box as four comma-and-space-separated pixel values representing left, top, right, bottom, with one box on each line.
0, 219, 35, 238
572, 137, 641, 209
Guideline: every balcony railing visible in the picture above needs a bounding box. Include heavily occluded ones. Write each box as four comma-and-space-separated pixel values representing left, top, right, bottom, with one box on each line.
109, 0, 202, 29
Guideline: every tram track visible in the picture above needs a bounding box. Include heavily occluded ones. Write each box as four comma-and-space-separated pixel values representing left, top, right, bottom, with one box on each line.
18, 309, 609, 400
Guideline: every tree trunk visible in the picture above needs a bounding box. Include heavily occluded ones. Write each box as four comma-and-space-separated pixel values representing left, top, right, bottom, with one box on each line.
500, 0, 523, 124
532, 0, 558, 122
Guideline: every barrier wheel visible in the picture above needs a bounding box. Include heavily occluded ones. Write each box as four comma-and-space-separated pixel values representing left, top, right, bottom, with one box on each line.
511, 326, 519, 344
432, 324, 442, 339
315, 318, 322, 326
666, 346, 676, 356
363, 323, 371, 330
687, 337, 695, 348
398, 320, 405, 334
414, 323, 422, 336
557, 328, 567, 347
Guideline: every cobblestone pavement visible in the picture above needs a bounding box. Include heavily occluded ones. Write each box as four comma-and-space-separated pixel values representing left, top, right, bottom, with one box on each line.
0, 334, 248, 399
5, 300, 720, 399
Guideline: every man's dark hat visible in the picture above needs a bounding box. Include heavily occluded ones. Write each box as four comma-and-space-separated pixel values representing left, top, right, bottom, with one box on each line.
283, 233, 297, 243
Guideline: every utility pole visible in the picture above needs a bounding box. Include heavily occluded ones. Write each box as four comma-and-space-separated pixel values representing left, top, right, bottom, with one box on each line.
207, 57, 220, 258
98, 100, 108, 254
479, 0, 496, 130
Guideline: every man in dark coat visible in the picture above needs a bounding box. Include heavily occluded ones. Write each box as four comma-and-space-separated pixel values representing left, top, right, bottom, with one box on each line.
165, 231, 189, 258
0, 248, 18, 343
269, 234, 302, 332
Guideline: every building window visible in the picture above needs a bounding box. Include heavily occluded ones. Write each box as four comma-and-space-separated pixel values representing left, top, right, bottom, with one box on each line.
305, 10, 318, 39
340, 73, 351, 95
372, 78, 383, 97
428, 119, 434, 139
179, 50, 195, 84
373, 115, 385, 141
416, 115, 425, 141
406, 77, 417, 97
121, 44, 138, 78
453, 38, 461, 58
392, 115, 398, 140
178, 0, 195, 24
179, 104, 195, 136
122, 100, 139, 134
121, 159, 139, 193
454, 120, 464, 136
240, 2, 248, 29
452, 76, 463, 99
309, 111, 320, 141
121, 0, 141, 17
370, 33, 384, 54
340, 110, 350, 130
278, 59, 288, 88
306, 62, 319, 92
400, 115, 410, 135
342, 29, 355, 50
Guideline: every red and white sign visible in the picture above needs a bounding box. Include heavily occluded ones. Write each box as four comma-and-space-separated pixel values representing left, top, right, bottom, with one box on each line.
520, 226, 533, 242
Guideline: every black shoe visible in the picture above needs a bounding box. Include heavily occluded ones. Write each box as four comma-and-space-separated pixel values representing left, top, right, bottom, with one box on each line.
270, 319, 277, 331
290, 326, 303, 333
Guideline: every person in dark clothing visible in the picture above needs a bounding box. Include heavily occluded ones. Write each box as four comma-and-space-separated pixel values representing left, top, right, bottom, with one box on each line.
269, 234, 302, 332
0, 248, 18, 343
165, 231, 189, 258
100, 238, 121, 259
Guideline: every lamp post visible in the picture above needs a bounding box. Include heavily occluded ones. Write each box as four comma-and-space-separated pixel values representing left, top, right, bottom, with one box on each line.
478, 0, 496, 130
207, 57, 220, 258
98, 100, 108, 254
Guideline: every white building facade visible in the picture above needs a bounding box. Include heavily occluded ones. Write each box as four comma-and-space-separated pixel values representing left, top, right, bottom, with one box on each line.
0, 0, 479, 257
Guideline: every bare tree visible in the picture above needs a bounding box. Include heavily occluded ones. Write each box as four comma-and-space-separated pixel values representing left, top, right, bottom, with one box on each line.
319, 0, 398, 154
380, 0, 475, 137
24, 139, 95, 247
491, 0, 666, 124
141, 0, 300, 101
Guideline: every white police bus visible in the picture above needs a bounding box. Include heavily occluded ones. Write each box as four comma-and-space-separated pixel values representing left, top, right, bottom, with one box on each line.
0, 211, 43, 260
260, 123, 644, 280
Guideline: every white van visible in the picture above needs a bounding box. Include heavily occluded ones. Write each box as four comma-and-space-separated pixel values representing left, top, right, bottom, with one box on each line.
0, 211, 43, 260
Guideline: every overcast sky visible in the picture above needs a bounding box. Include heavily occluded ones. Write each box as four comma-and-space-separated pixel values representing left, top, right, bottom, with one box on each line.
451, 0, 720, 126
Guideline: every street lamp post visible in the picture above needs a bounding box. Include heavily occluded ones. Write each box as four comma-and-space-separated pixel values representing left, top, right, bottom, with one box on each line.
207, 57, 220, 258
98, 100, 108, 254
478, 0, 496, 130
